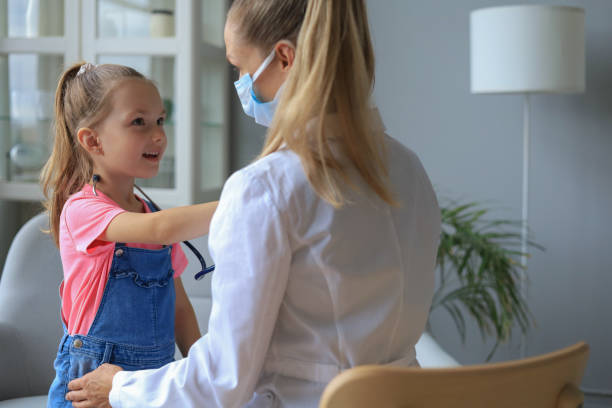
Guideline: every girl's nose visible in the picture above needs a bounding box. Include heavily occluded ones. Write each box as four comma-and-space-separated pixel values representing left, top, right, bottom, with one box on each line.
153, 126, 166, 144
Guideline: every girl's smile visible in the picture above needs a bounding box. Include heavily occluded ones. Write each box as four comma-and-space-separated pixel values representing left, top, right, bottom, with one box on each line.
142, 151, 161, 161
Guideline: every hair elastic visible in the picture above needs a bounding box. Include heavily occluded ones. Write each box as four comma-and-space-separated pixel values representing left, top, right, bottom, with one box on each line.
77, 63, 96, 77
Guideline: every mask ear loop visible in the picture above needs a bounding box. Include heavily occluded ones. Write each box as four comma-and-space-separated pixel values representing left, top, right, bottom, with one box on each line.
252, 49, 277, 82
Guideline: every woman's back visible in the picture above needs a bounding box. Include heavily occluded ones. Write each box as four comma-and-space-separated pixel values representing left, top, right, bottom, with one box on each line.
228, 111, 441, 406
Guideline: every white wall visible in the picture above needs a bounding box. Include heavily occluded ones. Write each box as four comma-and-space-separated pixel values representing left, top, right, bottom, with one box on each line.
366, 0, 612, 404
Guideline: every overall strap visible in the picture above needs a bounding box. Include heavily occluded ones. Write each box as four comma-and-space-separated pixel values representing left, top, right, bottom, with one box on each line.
144, 200, 159, 213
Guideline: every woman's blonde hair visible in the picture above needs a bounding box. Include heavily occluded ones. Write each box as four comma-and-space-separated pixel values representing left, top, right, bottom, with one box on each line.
40, 62, 150, 246
229, 0, 395, 207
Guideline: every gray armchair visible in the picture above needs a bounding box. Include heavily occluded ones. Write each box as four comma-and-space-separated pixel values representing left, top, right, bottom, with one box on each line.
0, 213, 62, 407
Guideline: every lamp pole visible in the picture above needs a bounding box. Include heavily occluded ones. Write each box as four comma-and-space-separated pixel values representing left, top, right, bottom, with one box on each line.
520, 93, 530, 359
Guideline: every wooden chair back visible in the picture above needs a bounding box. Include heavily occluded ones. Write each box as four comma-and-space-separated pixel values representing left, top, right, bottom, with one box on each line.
319, 342, 589, 408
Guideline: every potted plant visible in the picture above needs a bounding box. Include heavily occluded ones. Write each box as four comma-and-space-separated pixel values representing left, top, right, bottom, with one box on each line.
430, 201, 544, 360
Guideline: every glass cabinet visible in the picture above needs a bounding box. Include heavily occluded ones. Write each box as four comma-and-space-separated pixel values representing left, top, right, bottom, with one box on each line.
0, 0, 78, 200
0, 0, 229, 206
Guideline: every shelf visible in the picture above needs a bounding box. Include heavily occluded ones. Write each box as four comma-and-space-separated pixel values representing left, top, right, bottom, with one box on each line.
93, 40, 225, 58
0, 37, 67, 54
0, 182, 223, 207
95, 37, 179, 56
0, 181, 44, 201
161, 120, 223, 128
197, 187, 223, 203
130, 186, 223, 208
134, 187, 204, 208
0, 116, 54, 123
201, 121, 224, 128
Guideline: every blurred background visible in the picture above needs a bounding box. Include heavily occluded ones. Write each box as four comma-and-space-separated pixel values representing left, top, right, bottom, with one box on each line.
0, 1, 610, 406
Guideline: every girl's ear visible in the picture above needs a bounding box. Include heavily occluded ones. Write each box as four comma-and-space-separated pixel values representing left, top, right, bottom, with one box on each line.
275, 41, 295, 71
77, 128, 103, 155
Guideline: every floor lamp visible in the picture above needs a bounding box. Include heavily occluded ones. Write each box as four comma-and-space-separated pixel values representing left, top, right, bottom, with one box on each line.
470, 5, 585, 358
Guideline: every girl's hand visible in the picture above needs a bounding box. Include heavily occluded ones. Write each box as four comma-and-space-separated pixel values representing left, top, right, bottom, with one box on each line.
66, 363, 123, 408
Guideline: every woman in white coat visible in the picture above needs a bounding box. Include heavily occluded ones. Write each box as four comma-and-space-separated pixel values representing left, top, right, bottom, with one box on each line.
66, 0, 441, 407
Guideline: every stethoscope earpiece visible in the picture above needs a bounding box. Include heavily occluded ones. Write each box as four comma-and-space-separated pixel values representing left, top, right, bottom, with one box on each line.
90, 174, 214, 280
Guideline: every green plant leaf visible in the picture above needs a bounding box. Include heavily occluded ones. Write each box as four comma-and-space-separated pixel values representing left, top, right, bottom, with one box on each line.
433, 200, 544, 361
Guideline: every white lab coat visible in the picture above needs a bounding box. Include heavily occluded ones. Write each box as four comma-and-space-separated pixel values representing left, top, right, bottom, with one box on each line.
109, 110, 441, 408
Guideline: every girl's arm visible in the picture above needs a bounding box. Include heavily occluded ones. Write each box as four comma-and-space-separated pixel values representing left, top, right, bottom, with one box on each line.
174, 278, 201, 357
101, 201, 218, 245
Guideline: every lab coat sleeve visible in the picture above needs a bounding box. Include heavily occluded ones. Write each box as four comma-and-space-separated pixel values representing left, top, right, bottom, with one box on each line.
109, 169, 292, 408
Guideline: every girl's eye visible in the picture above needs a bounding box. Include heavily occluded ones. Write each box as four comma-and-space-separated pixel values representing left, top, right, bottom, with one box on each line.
157, 117, 165, 126
131, 117, 145, 126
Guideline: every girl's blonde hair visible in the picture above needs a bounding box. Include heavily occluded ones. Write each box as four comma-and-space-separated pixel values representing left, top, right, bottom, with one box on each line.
40, 62, 150, 246
229, 0, 395, 207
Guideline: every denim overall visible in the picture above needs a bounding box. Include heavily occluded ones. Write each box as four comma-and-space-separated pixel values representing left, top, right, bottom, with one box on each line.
47, 203, 176, 407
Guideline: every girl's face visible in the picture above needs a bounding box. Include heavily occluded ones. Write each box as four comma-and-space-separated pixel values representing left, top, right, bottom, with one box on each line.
93, 79, 167, 181
224, 17, 287, 103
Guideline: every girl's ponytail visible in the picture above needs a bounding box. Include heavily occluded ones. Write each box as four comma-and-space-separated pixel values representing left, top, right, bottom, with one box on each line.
41, 62, 92, 246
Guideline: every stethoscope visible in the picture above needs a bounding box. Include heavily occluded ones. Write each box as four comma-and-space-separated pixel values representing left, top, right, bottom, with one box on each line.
92, 174, 215, 280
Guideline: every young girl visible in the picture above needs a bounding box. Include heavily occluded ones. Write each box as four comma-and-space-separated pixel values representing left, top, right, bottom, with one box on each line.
41, 62, 217, 408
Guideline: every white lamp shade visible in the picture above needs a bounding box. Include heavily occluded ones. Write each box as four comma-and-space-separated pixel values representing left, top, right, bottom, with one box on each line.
471, 5, 585, 94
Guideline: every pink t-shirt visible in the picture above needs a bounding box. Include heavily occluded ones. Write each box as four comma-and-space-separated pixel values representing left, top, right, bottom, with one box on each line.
59, 184, 188, 336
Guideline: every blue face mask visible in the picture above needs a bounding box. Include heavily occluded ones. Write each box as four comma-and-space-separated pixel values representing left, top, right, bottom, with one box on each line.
234, 50, 283, 127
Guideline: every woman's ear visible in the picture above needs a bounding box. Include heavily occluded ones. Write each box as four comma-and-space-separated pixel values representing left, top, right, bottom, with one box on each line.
275, 41, 295, 71
77, 128, 103, 155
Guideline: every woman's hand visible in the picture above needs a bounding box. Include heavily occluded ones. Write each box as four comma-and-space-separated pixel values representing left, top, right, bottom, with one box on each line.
66, 363, 123, 408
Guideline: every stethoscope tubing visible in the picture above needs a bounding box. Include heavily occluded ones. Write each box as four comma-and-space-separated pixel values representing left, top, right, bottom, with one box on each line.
92, 176, 214, 280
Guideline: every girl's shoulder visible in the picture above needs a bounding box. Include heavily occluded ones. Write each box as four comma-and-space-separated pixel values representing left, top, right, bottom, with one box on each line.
59, 185, 126, 254
63, 184, 117, 211
61, 184, 124, 231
